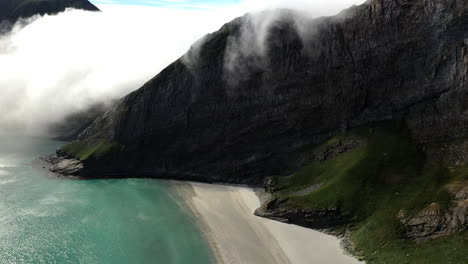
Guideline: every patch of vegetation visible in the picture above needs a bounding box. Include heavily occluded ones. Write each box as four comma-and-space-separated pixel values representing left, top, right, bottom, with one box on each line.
451, 164, 468, 181
353, 229, 468, 264
275, 148, 367, 197
270, 122, 467, 264
60, 139, 122, 161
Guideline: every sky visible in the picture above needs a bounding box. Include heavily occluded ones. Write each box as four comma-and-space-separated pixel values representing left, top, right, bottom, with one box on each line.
90, 0, 241, 9
90, 0, 366, 12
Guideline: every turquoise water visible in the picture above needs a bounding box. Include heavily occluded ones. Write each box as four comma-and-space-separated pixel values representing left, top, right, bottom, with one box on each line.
0, 137, 214, 264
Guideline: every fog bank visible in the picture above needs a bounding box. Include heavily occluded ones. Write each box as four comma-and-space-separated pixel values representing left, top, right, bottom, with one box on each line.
0, 0, 365, 136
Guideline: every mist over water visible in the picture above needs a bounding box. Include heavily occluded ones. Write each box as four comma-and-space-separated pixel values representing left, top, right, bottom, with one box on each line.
0, 0, 365, 136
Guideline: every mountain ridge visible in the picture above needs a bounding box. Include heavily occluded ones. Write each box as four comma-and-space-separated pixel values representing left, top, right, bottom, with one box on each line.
0, 0, 99, 26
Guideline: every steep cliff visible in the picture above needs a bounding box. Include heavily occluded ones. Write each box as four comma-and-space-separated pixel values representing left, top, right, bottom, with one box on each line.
0, 0, 99, 26
58, 0, 468, 182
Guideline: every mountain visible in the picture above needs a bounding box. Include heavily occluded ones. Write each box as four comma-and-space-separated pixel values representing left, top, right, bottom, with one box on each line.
0, 0, 99, 25
49, 0, 467, 263
56, 0, 467, 182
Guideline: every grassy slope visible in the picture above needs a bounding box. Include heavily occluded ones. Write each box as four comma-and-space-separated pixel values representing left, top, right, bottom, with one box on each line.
271, 122, 468, 264
60, 139, 122, 161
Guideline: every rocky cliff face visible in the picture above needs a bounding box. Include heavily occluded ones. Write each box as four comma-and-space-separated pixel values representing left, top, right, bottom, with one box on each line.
0, 0, 99, 27
399, 180, 468, 241
60, 0, 468, 184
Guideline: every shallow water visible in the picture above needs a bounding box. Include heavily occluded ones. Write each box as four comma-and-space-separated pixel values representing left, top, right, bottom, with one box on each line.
0, 137, 214, 264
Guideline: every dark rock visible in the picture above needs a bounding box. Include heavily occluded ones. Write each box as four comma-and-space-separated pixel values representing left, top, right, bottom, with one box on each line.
263, 177, 276, 193
310, 139, 365, 162
254, 197, 350, 229
399, 181, 468, 240
0, 0, 99, 29
425, 139, 468, 169
41, 155, 84, 175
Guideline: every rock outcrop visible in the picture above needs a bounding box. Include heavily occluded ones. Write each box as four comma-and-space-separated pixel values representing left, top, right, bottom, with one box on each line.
254, 197, 350, 229
399, 181, 468, 240
42, 155, 83, 175
0, 0, 99, 29
58, 0, 468, 184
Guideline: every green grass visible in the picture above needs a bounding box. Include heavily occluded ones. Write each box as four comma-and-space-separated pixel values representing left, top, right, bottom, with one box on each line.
353, 230, 468, 264
274, 148, 366, 194
269, 122, 468, 264
60, 139, 122, 161
279, 123, 428, 215
451, 165, 468, 181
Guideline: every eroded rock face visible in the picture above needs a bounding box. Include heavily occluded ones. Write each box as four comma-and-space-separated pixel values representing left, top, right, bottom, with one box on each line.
309, 139, 365, 162
426, 140, 468, 169
63, 0, 468, 184
42, 155, 84, 175
254, 197, 350, 229
399, 181, 468, 240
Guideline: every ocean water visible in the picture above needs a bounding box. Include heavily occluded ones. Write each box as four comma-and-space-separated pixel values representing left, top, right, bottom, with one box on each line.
0, 137, 214, 264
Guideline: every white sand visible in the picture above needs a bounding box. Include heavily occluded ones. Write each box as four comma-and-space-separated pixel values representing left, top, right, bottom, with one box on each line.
177, 182, 362, 264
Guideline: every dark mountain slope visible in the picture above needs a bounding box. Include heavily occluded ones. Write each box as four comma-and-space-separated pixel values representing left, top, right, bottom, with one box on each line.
0, 0, 99, 24
57, 0, 468, 183
49, 103, 111, 141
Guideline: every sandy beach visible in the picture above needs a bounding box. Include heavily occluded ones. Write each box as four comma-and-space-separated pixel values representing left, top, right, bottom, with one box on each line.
177, 182, 362, 264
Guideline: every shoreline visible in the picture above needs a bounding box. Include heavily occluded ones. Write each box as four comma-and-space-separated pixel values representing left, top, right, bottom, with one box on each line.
33, 159, 362, 263
176, 182, 362, 264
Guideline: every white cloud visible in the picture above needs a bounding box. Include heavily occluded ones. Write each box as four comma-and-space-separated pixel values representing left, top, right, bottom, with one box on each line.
240, 0, 365, 15
160, 0, 188, 3
0, 0, 366, 136
92, 0, 118, 4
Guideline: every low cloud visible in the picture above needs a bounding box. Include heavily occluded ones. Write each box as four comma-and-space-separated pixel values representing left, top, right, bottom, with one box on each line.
0, 0, 365, 136
223, 0, 366, 86
0, 6, 237, 135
